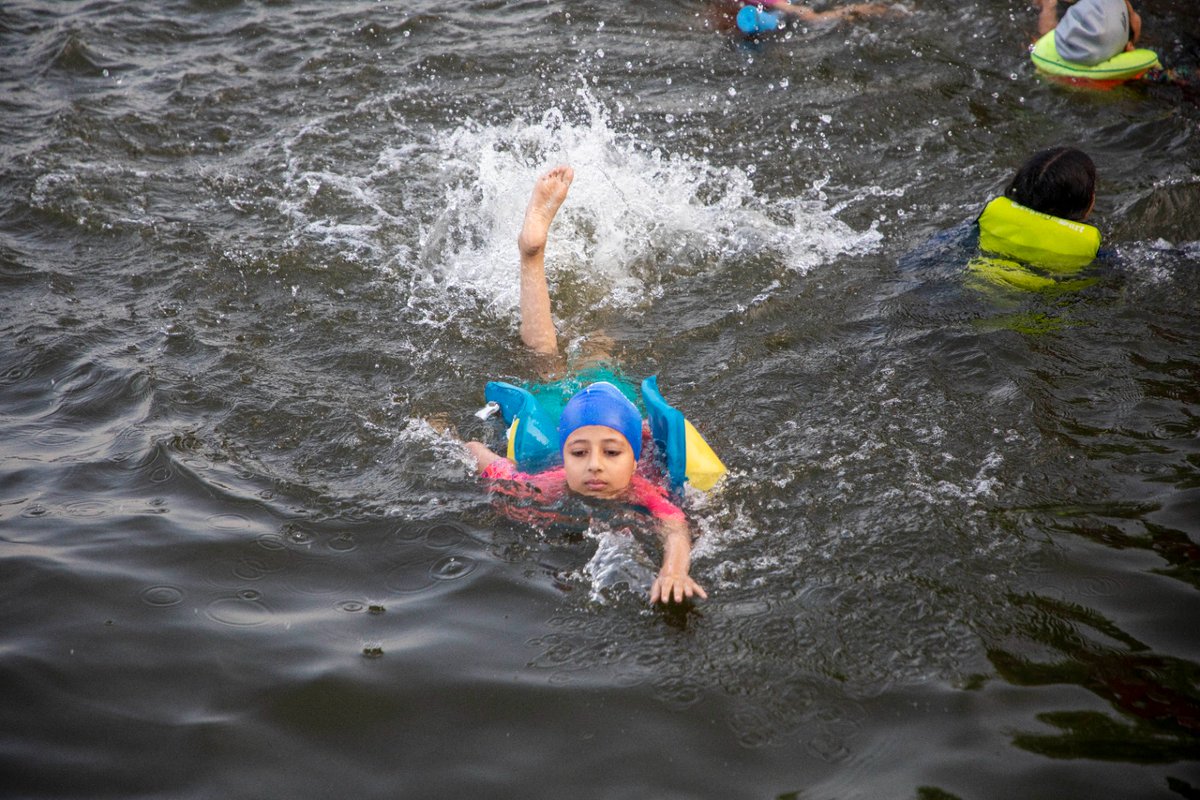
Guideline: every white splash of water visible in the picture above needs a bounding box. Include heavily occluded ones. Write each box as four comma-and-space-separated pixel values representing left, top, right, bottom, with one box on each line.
580, 525, 657, 604
269, 88, 882, 335
413, 88, 882, 322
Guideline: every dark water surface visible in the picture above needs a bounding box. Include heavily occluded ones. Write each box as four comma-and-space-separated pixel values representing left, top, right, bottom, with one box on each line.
2, 1, 1199, 797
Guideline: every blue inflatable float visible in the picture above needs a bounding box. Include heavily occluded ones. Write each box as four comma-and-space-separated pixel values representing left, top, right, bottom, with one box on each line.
482, 377, 726, 492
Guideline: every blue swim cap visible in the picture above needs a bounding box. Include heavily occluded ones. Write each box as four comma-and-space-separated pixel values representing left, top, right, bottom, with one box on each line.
557, 382, 643, 460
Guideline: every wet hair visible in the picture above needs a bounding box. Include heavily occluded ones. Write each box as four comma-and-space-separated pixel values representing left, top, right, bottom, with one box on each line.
1004, 147, 1097, 221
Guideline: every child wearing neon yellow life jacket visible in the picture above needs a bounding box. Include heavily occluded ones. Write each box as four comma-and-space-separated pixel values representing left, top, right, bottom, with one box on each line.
464, 166, 718, 606
1031, 0, 1194, 89
970, 146, 1104, 291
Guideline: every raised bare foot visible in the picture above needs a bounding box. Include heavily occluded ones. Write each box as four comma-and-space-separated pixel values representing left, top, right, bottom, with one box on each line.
518, 165, 574, 258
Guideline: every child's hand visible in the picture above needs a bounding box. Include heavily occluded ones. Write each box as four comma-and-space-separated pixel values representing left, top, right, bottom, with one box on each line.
653, 518, 704, 604
650, 571, 708, 605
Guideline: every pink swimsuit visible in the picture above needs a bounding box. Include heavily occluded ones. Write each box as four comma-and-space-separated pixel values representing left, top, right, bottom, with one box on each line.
481, 458, 685, 529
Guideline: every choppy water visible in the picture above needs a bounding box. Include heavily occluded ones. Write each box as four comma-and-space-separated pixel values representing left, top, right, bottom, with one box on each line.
2, 1, 1199, 797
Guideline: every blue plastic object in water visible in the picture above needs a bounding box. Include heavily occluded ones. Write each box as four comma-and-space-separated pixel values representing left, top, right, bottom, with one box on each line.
641, 376, 688, 490
485, 376, 726, 491
736, 5, 781, 35
641, 376, 727, 492
484, 381, 561, 471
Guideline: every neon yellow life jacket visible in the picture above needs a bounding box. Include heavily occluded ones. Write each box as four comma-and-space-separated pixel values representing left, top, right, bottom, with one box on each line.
1031, 31, 1160, 84
969, 196, 1101, 292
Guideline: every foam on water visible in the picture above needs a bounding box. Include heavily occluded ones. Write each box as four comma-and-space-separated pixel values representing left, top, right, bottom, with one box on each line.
389, 88, 882, 330
1118, 239, 1198, 288
276, 118, 415, 264
579, 525, 658, 604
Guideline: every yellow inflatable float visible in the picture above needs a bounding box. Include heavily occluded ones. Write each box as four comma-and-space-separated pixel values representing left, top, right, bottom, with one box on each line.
1031, 31, 1160, 89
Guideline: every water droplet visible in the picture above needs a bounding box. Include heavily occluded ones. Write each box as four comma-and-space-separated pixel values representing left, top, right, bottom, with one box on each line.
286, 528, 316, 546
431, 555, 477, 581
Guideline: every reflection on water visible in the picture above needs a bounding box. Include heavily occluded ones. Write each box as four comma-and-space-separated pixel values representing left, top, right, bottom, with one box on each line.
991, 592, 1200, 763
1, 0, 1198, 797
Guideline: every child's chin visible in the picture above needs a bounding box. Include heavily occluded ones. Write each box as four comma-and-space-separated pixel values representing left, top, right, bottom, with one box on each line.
570, 482, 624, 498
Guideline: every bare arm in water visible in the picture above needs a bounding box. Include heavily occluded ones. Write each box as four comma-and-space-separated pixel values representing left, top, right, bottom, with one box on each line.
651, 516, 708, 604
768, 0, 897, 23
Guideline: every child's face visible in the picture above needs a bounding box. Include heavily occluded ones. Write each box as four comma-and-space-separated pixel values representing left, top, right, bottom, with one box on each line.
562, 425, 637, 499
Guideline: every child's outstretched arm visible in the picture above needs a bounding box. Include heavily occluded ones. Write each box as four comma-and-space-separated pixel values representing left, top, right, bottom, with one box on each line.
650, 517, 708, 604
777, 2, 899, 23
517, 166, 573, 359
465, 441, 503, 472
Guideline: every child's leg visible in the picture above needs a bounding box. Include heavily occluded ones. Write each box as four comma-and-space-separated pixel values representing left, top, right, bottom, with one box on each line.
784, 2, 903, 23
518, 166, 573, 361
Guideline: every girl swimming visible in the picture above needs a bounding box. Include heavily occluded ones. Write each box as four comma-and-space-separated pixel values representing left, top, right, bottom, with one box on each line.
464, 166, 708, 606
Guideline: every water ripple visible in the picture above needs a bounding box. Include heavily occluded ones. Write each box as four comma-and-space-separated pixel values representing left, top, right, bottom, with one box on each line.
383, 559, 437, 595
139, 585, 184, 607
206, 593, 272, 627
63, 500, 112, 518
430, 555, 476, 581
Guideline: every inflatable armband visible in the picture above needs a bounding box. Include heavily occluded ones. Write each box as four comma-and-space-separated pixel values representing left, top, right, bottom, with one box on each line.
1031, 31, 1160, 89
483, 376, 727, 492
641, 376, 726, 492
484, 381, 561, 472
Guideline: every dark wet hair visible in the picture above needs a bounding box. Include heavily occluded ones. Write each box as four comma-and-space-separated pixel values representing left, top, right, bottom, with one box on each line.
1005, 147, 1097, 221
